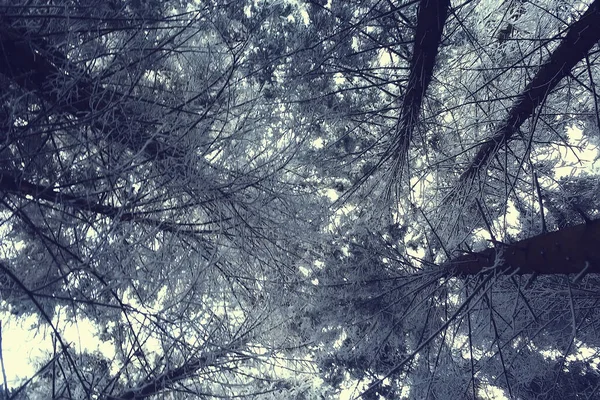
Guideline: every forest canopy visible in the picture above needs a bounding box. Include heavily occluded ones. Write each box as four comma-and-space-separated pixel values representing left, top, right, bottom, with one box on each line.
1, 0, 600, 399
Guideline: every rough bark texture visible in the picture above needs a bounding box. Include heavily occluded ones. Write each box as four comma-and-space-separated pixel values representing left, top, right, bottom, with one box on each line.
448, 220, 600, 276
388, 0, 450, 167
460, 0, 600, 182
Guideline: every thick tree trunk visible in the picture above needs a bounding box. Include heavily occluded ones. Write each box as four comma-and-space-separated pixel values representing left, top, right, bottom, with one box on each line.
459, 0, 600, 182
387, 0, 450, 169
447, 220, 600, 276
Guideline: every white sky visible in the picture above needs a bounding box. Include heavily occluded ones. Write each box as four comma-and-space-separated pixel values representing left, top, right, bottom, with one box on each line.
1, 311, 115, 387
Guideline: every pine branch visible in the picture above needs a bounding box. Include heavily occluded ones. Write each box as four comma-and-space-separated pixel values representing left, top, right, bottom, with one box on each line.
102, 350, 231, 400
0, 18, 181, 159
0, 172, 223, 237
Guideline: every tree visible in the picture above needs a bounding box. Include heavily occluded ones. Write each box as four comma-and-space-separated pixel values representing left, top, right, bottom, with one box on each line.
1, 0, 600, 399
271, 0, 600, 398
0, 1, 325, 398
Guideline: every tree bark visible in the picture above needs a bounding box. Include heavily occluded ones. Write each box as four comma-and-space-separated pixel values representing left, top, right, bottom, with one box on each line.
387, 0, 450, 169
447, 220, 600, 276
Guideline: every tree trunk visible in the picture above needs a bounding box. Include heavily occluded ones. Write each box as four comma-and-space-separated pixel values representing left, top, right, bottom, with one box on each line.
459, 0, 600, 182
447, 220, 600, 276
387, 0, 450, 166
